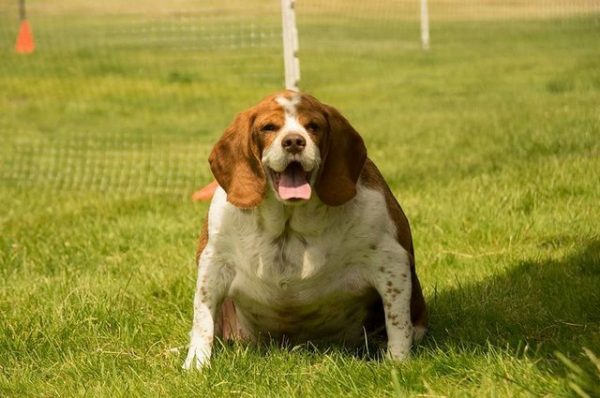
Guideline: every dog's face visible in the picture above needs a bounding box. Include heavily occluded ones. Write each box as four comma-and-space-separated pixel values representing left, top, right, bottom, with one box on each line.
209, 91, 367, 208
258, 94, 326, 204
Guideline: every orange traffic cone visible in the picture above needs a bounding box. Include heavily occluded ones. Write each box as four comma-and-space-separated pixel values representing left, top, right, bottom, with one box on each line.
15, 20, 35, 54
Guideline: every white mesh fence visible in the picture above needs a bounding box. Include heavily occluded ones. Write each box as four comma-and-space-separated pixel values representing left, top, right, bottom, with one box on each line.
0, 1, 598, 196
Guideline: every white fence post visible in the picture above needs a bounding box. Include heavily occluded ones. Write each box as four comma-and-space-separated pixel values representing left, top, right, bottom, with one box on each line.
281, 0, 300, 90
420, 0, 430, 50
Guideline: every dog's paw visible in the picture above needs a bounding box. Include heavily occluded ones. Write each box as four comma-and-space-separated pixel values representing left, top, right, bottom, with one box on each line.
387, 346, 411, 362
387, 334, 412, 362
182, 342, 212, 371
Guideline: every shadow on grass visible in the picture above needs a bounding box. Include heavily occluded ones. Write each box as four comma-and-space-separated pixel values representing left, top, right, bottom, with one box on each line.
210, 240, 599, 366
426, 239, 600, 359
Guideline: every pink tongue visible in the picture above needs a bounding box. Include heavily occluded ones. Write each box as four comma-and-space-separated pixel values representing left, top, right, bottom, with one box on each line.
278, 164, 312, 200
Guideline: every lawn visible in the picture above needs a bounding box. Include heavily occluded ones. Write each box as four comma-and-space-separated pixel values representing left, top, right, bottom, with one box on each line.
1, 2, 599, 397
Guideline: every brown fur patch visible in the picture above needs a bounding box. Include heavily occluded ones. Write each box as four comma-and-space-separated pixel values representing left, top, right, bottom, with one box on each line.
314, 100, 367, 206
195, 216, 209, 264
218, 298, 247, 341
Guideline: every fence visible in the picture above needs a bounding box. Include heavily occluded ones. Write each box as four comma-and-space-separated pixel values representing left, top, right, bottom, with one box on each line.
1, 1, 599, 196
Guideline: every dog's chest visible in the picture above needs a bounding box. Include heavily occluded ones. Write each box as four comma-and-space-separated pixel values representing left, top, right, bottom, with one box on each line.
230, 216, 370, 297
208, 186, 395, 341
223, 207, 380, 340
228, 227, 378, 341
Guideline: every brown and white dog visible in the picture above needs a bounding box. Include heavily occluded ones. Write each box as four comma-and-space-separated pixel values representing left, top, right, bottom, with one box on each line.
183, 91, 427, 370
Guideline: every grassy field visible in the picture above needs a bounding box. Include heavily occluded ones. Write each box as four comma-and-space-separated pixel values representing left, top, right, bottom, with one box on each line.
1, 3, 600, 397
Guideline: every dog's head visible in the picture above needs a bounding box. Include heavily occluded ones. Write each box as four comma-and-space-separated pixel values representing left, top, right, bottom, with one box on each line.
209, 91, 367, 209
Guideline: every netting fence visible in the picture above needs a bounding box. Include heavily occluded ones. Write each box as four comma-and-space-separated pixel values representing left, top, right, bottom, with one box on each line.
1, 1, 599, 197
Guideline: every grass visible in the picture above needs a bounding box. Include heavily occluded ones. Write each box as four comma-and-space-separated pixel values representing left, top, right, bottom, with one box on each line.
1, 3, 600, 397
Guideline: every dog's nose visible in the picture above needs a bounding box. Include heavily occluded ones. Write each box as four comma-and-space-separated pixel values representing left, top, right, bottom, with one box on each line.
281, 133, 306, 154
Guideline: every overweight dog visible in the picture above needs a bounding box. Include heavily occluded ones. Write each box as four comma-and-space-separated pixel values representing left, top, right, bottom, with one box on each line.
184, 91, 427, 369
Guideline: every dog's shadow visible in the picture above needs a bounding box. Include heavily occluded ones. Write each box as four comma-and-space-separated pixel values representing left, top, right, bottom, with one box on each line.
424, 239, 600, 358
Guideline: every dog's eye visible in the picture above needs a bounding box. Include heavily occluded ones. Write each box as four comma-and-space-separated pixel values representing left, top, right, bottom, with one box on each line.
306, 122, 320, 133
261, 123, 278, 132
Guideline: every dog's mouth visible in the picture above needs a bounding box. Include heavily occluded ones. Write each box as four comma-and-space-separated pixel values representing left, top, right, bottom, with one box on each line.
269, 161, 312, 202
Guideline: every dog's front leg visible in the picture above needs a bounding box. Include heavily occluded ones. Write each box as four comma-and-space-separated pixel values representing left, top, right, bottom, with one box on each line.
183, 247, 233, 370
368, 241, 414, 361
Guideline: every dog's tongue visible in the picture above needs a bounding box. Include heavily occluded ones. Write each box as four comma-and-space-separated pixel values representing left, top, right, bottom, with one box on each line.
278, 163, 311, 200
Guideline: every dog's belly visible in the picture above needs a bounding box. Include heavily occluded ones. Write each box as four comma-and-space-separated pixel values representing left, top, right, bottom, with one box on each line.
228, 271, 382, 344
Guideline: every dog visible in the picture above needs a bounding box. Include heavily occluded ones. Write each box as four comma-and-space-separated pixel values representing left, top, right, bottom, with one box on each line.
183, 91, 427, 370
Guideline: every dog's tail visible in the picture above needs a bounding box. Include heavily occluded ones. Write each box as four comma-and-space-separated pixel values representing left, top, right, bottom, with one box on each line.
192, 180, 219, 201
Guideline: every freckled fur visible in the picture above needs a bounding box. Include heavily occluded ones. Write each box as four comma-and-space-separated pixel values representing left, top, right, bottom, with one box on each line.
361, 159, 428, 330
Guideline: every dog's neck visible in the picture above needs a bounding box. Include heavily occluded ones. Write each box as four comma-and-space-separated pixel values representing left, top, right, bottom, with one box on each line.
254, 188, 343, 239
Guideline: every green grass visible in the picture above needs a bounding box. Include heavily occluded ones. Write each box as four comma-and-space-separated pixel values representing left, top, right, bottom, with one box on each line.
1, 6, 600, 397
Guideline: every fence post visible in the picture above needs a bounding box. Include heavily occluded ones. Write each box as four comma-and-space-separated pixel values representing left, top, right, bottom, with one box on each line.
19, 0, 26, 20
281, 0, 300, 90
420, 0, 430, 50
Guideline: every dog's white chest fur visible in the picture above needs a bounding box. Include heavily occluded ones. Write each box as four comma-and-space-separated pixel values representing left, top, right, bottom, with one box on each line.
206, 183, 400, 342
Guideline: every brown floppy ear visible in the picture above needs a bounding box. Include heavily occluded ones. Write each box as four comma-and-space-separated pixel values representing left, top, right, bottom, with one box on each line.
208, 109, 266, 209
316, 105, 367, 206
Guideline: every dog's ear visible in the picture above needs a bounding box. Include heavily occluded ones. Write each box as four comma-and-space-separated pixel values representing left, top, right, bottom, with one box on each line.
209, 108, 266, 209
316, 105, 367, 206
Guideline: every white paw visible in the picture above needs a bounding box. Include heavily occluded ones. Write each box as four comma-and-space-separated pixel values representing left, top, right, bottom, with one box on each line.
387, 346, 411, 362
387, 332, 412, 362
182, 342, 212, 370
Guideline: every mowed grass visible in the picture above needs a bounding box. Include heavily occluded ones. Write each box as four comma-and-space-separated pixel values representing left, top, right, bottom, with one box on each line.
1, 6, 600, 397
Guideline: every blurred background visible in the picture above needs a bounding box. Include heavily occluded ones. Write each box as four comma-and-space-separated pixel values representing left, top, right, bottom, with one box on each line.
1, 0, 599, 197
